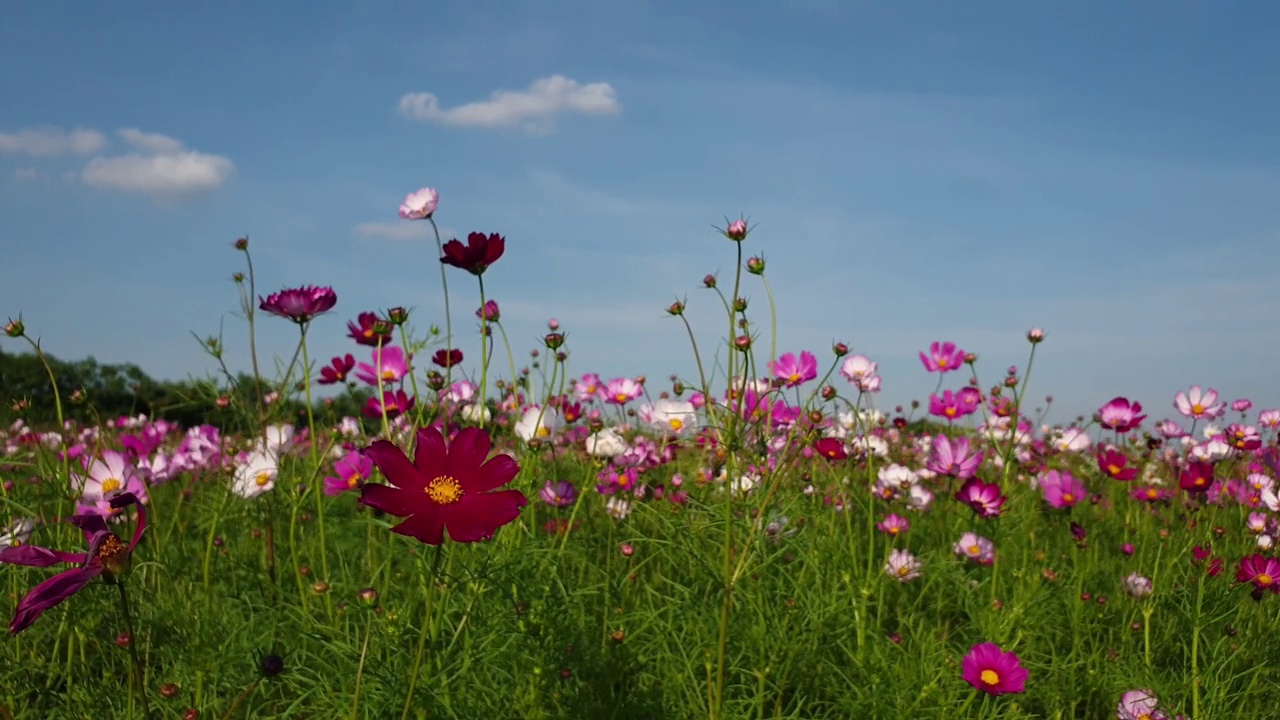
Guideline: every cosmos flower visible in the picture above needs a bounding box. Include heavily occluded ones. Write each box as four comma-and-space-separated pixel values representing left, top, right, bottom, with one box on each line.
1039, 469, 1086, 509
1236, 554, 1280, 595
347, 312, 392, 347
399, 187, 439, 220
360, 426, 527, 545
1173, 386, 1226, 420
927, 434, 983, 479
961, 643, 1027, 695
355, 345, 410, 387
956, 478, 1006, 518
258, 286, 337, 324
440, 232, 505, 275
770, 351, 817, 388
318, 354, 356, 385
884, 548, 922, 583
919, 341, 965, 374
1098, 397, 1146, 433
323, 449, 373, 496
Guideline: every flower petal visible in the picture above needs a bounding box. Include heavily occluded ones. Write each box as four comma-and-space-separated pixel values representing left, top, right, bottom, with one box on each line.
444, 489, 527, 543
0, 546, 86, 568
447, 428, 491, 477
412, 427, 448, 481
9, 566, 102, 634
365, 440, 422, 490
389, 509, 446, 546
467, 454, 520, 493
359, 483, 415, 518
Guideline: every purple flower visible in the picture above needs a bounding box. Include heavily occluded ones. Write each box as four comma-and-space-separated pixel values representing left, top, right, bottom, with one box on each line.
539, 480, 578, 508
323, 450, 373, 496
258, 286, 337, 324
0, 493, 146, 634
955, 478, 1006, 518
1038, 469, 1086, 509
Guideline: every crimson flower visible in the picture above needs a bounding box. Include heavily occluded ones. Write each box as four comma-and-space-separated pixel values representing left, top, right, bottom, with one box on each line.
347, 312, 392, 347
0, 493, 145, 634
433, 348, 464, 368
813, 437, 847, 461
955, 478, 1006, 518
1179, 461, 1215, 493
441, 232, 505, 275
318, 354, 355, 385
258, 286, 337, 323
360, 427, 527, 545
1096, 448, 1138, 481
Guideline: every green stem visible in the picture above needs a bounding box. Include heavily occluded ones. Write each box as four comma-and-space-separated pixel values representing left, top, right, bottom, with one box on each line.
428, 217, 455, 393
477, 275, 490, 427
116, 582, 152, 720
299, 324, 331, 615
401, 543, 447, 720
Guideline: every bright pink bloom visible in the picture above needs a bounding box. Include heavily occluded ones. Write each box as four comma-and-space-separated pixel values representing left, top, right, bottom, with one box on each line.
813, 437, 847, 461
399, 187, 439, 220
0, 493, 145, 633
919, 341, 964, 374
1258, 409, 1280, 429
1224, 424, 1262, 451
258, 286, 337, 324
323, 450, 373, 496
929, 390, 977, 421
575, 373, 604, 403
1155, 420, 1187, 439
956, 478, 1005, 518
1174, 386, 1225, 420
355, 346, 410, 387
347, 312, 392, 347
1236, 554, 1280, 594
603, 377, 643, 406
877, 514, 909, 537
927, 434, 983, 479
1098, 397, 1146, 433
1131, 485, 1172, 503
770, 351, 817, 388
1232, 398, 1253, 413
360, 427, 527, 545
476, 300, 501, 322
363, 389, 415, 420
961, 643, 1027, 695
1039, 469, 1085, 509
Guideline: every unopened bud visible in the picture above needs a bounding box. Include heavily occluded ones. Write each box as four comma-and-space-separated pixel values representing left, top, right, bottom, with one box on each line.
746, 256, 765, 275
386, 307, 410, 325
702, 274, 717, 289
723, 218, 748, 241
667, 300, 685, 316
733, 335, 752, 351
1027, 327, 1045, 344
832, 342, 848, 357
4, 317, 24, 338
234, 237, 249, 251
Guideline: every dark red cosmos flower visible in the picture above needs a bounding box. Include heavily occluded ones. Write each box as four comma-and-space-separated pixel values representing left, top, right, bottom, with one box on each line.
347, 312, 392, 347
258, 286, 337, 323
318, 354, 355, 385
360, 427, 527, 545
432, 348, 464, 368
0, 493, 145, 633
1096, 448, 1138, 481
441, 232, 505, 275
363, 389, 415, 420
813, 437, 847, 461
1179, 461, 1215, 493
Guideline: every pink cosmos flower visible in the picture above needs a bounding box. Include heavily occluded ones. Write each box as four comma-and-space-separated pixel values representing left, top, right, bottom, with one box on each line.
399, 187, 439, 220
539, 480, 577, 508
603, 377, 643, 406
355, 345, 410, 387
884, 549, 922, 583
476, 300, 500, 322
347, 312, 392, 347
956, 478, 1006, 518
258, 286, 337, 324
1117, 689, 1168, 720
839, 355, 880, 392
1155, 420, 1187, 439
1097, 448, 1138, 482
961, 643, 1027, 695
576, 373, 605, 403
1039, 469, 1086, 509
1236, 554, 1280, 594
1223, 423, 1261, 451
927, 434, 983, 479
73, 450, 139, 504
323, 450, 373, 496
920, 341, 964, 374
814, 437, 847, 461
1098, 397, 1146, 433
877, 514, 910, 537
0, 493, 145, 633
1178, 461, 1215, 493
1173, 386, 1226, 420
929, 390, 977, 422
1232, 398, 1253, 413
363, 389, 415, 420
954, 532, 995, 565
1258, 409, 1280, 429
770, 351, 817, 388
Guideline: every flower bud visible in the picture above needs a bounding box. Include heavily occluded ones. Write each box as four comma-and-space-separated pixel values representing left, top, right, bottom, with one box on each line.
746, 256, 765, 275
666, 300, 685, 316
723, 218, 748, 241
386, 306, 410, 325
544, 332, 565, 350
1027, 327, 1045, 343
4, 317, 24, 338
702, 274, 717, 289
733, 335, 752, 351
832, 342, 848, 357
732, 297, 748, 312
234, 237, 249, 251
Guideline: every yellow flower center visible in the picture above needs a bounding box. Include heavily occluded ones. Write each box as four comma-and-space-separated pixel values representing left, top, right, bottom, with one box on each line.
1258, 573, 1274, 586
346, 472, 361, 488
255, 472, 272, 487
968, 545, 981, 555
944, 407, 957, 418
938, 358, 948, 368
1107, 464, 1121, 476
669, 418, 684, 432
101, 477, 122, 494
888, 527, 899, 535
788, 372, 800, 384
896, 566, 910, 577
1191, 403, 1204, 415
1062, 493, 1074, 503
615, 393, 629, 404
1146, 489, 1159, 499
363, 329, 374, 338
426, 475, 463, 505
979, 669, 999, 686
382, 369, 397, 380
536, 426, 551, 438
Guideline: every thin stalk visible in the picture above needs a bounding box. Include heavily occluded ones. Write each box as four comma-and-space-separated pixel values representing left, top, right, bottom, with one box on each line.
427, 217, 454, 392
117, 581, 152, 720
401, 543, 447, 720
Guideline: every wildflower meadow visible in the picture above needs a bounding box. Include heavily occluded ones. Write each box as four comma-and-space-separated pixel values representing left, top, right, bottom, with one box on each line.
3, 189, 1279, 720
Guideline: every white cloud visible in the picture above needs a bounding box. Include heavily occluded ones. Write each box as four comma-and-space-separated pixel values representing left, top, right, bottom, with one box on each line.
353, 222, 430, 240
398, 75, 620, 130
12, 167, 41, 181
81, 129, 233, 198
117, 127, 185, 154
0, 126, 105, 156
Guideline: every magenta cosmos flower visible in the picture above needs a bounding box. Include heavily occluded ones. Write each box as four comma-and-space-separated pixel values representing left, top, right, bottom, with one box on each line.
323, 449, 373, 496
770, 351, 817, 388
1098, 397, 1146, 433
347, 311, 392, 347
956, 478, 1006, 518
961, 642, 1027, 696
399, 187, 439, 220
1236, 554, 1280, 595
1039, 469, 1086, 509
0, 493, 145, 633
355, 345, 410, 387
259, 286, 337, 324
441, 232, 505, 275
927, 434, 983, 479
359, 427, 527, 545
920, 341, 965, 373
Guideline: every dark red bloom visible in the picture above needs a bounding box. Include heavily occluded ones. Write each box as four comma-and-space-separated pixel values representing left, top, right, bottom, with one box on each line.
258, 286, 337, 323
318, 354, 355, 385
1179, 461, 1215, 493
813, 437, 847, 461
432, 348, 464, 368
440, 232, 505, 275
1096, 448, 1138, 482
359, 427, 527, 545
363, 389, 415, 420
347, 312, 392, 347
0, 493, 145, 634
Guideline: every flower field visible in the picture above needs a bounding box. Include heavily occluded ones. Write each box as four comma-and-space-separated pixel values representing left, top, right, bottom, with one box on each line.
2, 191, 1278, 719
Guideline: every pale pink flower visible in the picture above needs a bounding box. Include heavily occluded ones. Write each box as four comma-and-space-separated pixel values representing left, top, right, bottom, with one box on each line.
1174, 386, 1226, 420
399, 187, 439, 220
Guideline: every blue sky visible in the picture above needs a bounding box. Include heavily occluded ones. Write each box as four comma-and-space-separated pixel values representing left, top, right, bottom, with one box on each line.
2, 0, 1278, 426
